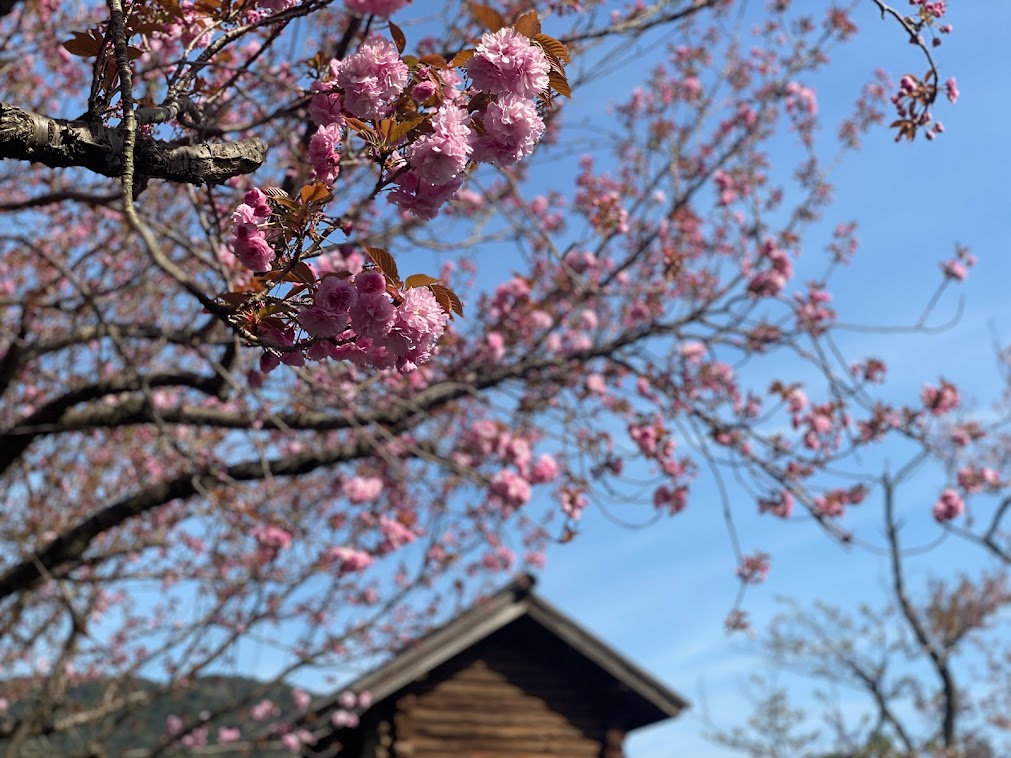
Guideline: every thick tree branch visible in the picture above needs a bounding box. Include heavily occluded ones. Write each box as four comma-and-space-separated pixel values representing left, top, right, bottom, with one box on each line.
0, 435, 378, 603
0, 101, 265, 185
0, 370, 229, 476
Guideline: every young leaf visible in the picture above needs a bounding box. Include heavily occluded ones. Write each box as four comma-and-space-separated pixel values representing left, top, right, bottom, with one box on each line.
548, 70, 571, 98
389, 21, 406, 54
299, 182, 331, 205
513, 11, 541, 38
418, 53, 449, 70
283, 262, 316, 285
533, 34, 571, 63
405, 273, 440, 289
365, 247, 401, 286
389, 114, 424, 143
62, 31, 102, 58
470, 2, 504, 32
450, 49, 475, 68
430, 284, 463, 317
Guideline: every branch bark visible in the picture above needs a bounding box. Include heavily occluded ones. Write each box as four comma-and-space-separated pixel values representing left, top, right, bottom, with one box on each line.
0, 102, 265, 185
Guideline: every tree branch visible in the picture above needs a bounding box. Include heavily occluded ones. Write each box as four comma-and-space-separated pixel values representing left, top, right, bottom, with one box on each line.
0, 101, 265, 185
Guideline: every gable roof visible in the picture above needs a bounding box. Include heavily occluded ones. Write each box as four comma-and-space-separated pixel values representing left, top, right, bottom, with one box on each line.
316, 573, 688, 733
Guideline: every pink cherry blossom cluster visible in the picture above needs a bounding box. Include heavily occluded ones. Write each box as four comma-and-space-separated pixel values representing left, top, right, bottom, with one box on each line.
390, 28, 551, 218
759, 490, 794, 518
932, 487, 964, 523
293, 26, 554, 220
794, 285, 835, 335
940, 245, 975, 280
746, 238, 793, 297
921, 379, 959, 416
814, 485, 866, 518
230, 188, 274, 272
957, 466, 1000, 494
251, 524, 293, 561
264, 269, 450, 374
736, 552, 770, 584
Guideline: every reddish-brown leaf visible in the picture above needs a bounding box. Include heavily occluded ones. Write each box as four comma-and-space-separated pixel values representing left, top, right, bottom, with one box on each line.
282, 262, 316, 285
405, 273, 440, 289
365, 247, 401, 286
389, 114, 424, 143
533, 34, 570, 63
450, 49, 475, 68
470, 2, 504, 32
418, 53, 450, 70
548, 70, 571, 98
388, 20, 406, 54
62, 31, 103, 58
299, 182, 331, 205
430, 284, 463, 317
513, 11, 541, 38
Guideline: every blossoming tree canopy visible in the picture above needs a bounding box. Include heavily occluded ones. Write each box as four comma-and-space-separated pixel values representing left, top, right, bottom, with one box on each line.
217, 8, 570, 374
1, 0, 1001, 754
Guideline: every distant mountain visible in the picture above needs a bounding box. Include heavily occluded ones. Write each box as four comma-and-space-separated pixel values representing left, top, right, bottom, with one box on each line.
0, 674, 314, 756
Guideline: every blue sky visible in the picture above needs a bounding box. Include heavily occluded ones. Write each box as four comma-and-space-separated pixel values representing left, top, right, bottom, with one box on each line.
524, 3, 1011, 756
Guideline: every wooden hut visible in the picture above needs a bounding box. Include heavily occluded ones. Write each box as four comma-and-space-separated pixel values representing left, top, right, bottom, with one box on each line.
305, 573, 687, 757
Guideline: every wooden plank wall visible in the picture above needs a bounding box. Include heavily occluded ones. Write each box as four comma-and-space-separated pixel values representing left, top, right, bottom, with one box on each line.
399, 633, 611, 758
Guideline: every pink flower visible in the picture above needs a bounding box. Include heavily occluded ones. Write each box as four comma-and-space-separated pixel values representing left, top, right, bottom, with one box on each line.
379, 516, 417, 550
350, 291, 396, 340
653, 485, 687, 515
309, 123, 342, 185
298, 306, 348, 338
737, 552, 770, 584
316, 275, 358, 313
471, 95, 545, 168
345, 0, 411, 16
467, 28, 549, 98
957, 466, 1000, 494
530, 454, 559, 483
941, 258, 967, 281
217, 727, 241, 744
335, 36, 408, 119
251, 525, 292, 560
381, 286, 450, 369
166, 715, 184, 736
759, 491, 794, 518
491, 469, 532, 510
387, 170, 464, 220
233, 234, 274, 272
407, 104, 472, 186
411, 80, 436, 102
679, 340, 706, 363
326, 546, 374, 573
945, 76, 959, 104
309, 83, 345, 127
293, 689, 312, 711
250, 699, 279, 721
344, 475, 383, 503
921, 380, 959, 416
932, 488, 964, 523
354, 270, 387, 294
